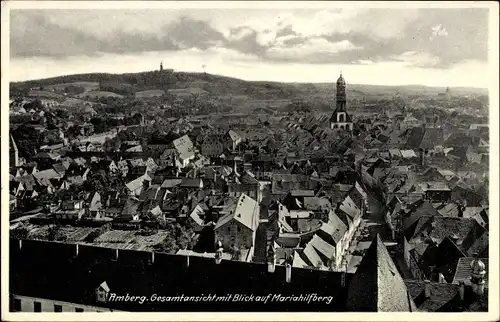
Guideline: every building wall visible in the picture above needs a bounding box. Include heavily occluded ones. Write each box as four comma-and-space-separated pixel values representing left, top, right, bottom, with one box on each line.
228, 183, 261, 202
10, 238, 354, 311
202, 141, 224, 158
215, 220, 254, 251
425, 190, 451, 202
10, 295, 117, 312
330, 122, 353, 131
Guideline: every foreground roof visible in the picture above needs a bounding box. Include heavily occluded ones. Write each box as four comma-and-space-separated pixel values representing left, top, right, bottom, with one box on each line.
346, 235, 417, 312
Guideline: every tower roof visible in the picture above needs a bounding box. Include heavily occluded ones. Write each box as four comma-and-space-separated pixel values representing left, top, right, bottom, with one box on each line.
337, 72, 346, 85
346, 234, 417, 312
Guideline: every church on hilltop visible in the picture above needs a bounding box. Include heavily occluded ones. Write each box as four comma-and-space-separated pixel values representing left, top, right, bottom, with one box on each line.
330, 72, 353, 132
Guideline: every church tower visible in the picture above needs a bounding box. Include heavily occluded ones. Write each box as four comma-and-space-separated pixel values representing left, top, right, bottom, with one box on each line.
160, 61, 163, 72
336, 71, 346, 111
330, 72, 353, 132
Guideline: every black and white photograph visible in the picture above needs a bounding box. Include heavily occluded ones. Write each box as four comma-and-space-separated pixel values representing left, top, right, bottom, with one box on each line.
2, 1, 498, 320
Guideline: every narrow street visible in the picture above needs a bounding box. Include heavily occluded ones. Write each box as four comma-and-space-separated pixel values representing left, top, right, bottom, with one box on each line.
253, 182, 272, 263
345, 189, 395, 272
363, 193, 392, 242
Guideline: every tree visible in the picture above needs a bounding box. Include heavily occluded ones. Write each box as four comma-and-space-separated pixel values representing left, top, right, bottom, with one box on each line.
155, 233, 177, 253
11, 124, 44, 160
103, 136, 121, 153
48, 225, 67, 242
11, 224, 30, 239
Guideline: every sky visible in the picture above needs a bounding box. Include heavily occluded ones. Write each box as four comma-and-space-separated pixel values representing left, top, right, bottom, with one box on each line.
9, 7, 491, 87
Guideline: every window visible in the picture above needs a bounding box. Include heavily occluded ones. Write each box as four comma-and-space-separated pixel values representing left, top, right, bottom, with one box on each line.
227, 227, 230, 232
13, 299, 21, 312
237, 226, 241, 232
75, 308, 84, 312
54, 304, 62, 312
34, 301, 41, 312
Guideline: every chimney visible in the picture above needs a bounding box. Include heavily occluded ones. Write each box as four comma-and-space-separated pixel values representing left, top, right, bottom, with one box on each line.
420, 149, 425, 167
459, 281, 465, 301
285, 263, 292, 283
424, 280, 431, 298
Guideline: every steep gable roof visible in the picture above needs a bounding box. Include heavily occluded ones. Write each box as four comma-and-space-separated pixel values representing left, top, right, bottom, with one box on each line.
309, 234, 336, 261
346, 235, 417, 312
214, 194, 259, 231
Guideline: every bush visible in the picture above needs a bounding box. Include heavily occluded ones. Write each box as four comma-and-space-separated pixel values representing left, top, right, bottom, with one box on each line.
84, 223, 111, 242
11, 225, 30, 239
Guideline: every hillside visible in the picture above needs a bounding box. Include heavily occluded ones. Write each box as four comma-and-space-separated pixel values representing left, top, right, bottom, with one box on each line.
10, 70, 488, 101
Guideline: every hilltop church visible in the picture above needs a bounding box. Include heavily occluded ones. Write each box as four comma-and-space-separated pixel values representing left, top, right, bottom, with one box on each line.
330, 72, 353, 132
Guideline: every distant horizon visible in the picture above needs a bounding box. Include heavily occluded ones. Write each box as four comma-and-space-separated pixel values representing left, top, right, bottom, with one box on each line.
9, 68, 489, 91
9, 8, 491, 88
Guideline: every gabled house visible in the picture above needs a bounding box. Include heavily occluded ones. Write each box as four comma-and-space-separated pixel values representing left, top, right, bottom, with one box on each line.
172, 135, 196, 168
115, 199, 141, 222
419, 182, 451, 202
201, 134, 224, 158
55, 199, 85, 221
86, 192, 103, 219
188, 204, 206, 232
214, 194, 259, 253
224, 130, 243, 151
125, 174, 152, 197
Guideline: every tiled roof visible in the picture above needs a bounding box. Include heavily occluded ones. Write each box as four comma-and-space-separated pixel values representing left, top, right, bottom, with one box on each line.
303, 243, 324, 268
420, 128, 444, 150
405, 127, 425, 149
126, 174, 151, 192
290, 189, 315, 197
161, 178, 183, 189
452, 257, 489, 285
339, 196, 361, 220
214, 193, 259, 231
406, 216, 481, 246
346, 235, 417, 312
400, 150, 417, 159
320, 219, 347, 244
292, 250, 310, 268
180, 178, 203, 188
309, 234, 336, 261
405, 280, 459, 312
419, 181, 451, 191
303, 197, 331, 211
226, 130, 242, 142
437, 203, 461, 217
33, 169, 61, 183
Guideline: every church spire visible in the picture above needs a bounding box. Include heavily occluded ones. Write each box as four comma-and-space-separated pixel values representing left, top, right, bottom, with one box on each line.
336, 71, 346, 111
160, 61, 163, 72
